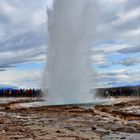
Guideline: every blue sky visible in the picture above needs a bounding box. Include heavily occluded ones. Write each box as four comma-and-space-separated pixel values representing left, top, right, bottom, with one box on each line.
0, 0, 139, 88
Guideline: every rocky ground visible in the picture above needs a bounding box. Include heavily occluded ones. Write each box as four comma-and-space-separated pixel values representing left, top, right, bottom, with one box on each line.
0, 97, 139, 140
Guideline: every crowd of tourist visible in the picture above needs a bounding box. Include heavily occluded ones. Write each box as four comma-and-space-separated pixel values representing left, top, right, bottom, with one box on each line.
0, 89, 42, 97
0, 86, 139, 97
97, 86, 140, 97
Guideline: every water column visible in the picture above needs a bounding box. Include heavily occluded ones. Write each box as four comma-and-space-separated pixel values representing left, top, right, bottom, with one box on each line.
43, 0, 98, 104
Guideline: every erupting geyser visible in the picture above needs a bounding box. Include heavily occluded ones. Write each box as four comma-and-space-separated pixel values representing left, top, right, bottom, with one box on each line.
43, 0, 98, 105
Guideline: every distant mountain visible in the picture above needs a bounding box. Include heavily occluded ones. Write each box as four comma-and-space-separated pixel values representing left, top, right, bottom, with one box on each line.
0, 84, 18, 90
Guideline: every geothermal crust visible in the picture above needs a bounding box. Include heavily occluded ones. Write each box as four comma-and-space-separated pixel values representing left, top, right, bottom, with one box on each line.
0, 98, 139, 140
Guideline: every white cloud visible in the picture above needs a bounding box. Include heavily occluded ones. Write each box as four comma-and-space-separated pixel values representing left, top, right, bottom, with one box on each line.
119, 56, 140, 66
0, 45, 46, 69
0, 1, 18, 15
0, 0, 139, 88
0, 68, 42, 88
93, 43, 129, 54
98, 69, 140, 88
91, 53, 107, 65
113, 6, 140, 26
118, 45, 140, 54
120, 28, 140, 39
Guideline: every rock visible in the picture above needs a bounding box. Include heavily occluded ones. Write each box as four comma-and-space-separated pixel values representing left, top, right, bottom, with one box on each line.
5, 106, 10, 110
91, 127, 96, 130
65, 126, 75, 131
95, 130, 109, 137
56, 130, 61, 133
120, 137, 126, 139
10, 135, 24, 139
4, 127, 8, 132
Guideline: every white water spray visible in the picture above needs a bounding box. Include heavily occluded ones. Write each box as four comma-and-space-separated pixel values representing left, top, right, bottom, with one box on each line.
43, 0, 98, 105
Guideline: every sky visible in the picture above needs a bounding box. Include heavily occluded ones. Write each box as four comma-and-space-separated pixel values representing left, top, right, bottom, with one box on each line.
0, 0, 139, 89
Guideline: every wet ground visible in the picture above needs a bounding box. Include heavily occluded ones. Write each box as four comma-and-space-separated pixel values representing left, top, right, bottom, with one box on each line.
0, 97, 139, 140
